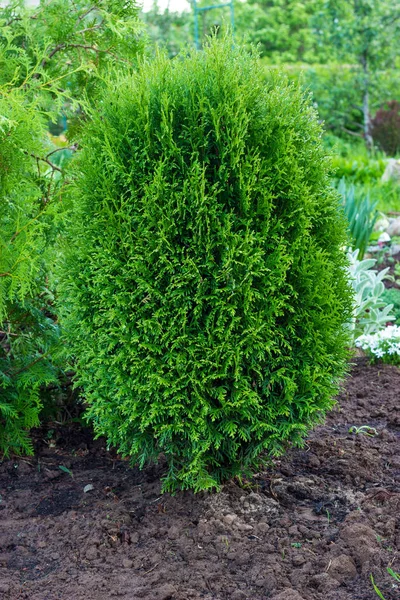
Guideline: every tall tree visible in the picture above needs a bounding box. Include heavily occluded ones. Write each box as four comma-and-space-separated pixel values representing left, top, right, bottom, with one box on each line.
142, 4, 192, 57
235, 0, 327, 63
313, 0, 400, 149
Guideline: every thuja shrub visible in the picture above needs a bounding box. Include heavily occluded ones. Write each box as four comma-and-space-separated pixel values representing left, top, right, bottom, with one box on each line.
0, 0, 144, 457
60, 39, 353, 492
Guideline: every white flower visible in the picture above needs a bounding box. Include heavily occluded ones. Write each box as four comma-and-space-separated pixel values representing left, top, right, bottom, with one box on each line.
355, 325, 400, 362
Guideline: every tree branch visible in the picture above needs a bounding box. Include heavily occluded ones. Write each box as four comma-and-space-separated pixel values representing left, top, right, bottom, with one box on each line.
340, 127, 363, 138
75, 20, 104, 36
77, 5, 99, 22
47, 43, 66, 60
5, 16, 22, 26
46, 145, 78, 159
66, 43, 130, 63
29, 153, 63, 173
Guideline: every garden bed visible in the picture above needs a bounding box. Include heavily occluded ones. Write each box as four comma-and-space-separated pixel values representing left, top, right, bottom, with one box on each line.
0, 358, 398, 600
376, 249, 400, 290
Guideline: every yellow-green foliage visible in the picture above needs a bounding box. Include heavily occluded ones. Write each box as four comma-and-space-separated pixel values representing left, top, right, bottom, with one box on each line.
60, 39, 353, 492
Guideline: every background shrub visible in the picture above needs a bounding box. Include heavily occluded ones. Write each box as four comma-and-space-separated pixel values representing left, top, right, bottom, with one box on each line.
0, 0, 143, 457
371, 101, 400, 156
60, 39, 353, 492
263, 63, 400, 142
0, 100, 60, 456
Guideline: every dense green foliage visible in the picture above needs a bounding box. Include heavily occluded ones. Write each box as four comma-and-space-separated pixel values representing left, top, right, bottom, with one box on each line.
142, 5, 193, 58
330, 145, 386, 183
60, 40, 353, 492
0, 100, 61, 455
264, 63, 400, 142
327, 139, 400, 213
382, 288, 400, 325
1, 0, 144, 95
312, 0, 400, 148
236, 0, 327, 63
144, 1, 400, 150
314, 0, 400, 70
143, 0, 329, 62
0, 0, 143, 456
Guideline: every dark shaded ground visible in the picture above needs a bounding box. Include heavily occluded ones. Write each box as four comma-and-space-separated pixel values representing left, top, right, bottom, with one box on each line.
376, 249, 400, 289
0, 358, 399, 600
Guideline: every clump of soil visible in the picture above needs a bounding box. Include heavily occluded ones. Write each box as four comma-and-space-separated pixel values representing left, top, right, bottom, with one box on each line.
0, 358, 399, 600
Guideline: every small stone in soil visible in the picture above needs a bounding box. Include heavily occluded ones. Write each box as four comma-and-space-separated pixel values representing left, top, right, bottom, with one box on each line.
85, 546, 99, 561
270, 589, 305, 600
122, 558, 133, 568
236, 522, 253, 532
223, 513, 237, 526
156, 583, 177, 599
231, 590, 247, 600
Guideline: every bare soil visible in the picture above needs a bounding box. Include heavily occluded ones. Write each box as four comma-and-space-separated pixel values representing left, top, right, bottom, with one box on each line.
0, 357, 399, 600
376, 250, 400, 289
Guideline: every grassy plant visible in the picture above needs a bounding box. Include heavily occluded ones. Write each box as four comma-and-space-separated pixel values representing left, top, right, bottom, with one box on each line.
58, 465, 74, 478
370, 568, 400, 600
371, 574, 386, 600
387, 568, 400, 583
338, 179, 378, 259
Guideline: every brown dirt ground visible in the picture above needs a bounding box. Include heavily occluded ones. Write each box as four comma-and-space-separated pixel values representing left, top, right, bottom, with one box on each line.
0, 357, 399, 600
375, 250, 400, 289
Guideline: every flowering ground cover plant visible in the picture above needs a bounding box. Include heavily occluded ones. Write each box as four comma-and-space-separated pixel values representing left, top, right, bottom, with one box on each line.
356, 325, 400, 365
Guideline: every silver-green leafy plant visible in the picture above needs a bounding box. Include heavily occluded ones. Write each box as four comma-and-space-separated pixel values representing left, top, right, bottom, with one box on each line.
347, 248, 395, 341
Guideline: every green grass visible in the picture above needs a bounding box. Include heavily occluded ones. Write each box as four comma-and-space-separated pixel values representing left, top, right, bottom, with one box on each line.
326, 135, 400, 214
370, 568, 400, 600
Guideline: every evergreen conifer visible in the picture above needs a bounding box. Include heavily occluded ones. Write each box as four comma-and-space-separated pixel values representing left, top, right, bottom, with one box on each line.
60, 39, 353, 491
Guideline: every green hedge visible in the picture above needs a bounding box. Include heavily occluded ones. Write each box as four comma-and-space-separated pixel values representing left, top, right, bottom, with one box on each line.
60, 39, 353, 492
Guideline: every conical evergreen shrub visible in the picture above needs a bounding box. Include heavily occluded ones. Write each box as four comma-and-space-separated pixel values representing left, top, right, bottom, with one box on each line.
60, 39, 353, 492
